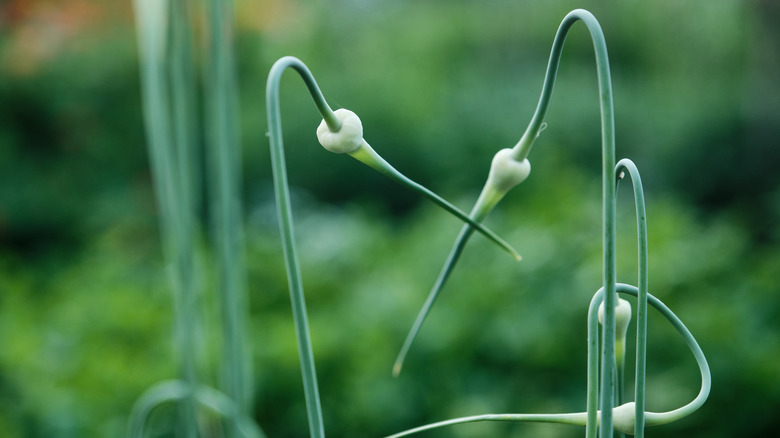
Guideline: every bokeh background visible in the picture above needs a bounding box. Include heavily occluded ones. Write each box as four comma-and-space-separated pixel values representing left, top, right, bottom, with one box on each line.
1, 0, 779, 437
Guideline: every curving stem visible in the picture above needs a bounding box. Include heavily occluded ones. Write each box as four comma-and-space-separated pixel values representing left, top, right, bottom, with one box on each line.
615, 158, 649, 437
391, 11, 618, 410
266, 56, 332, 438
386, 286, 710, 438
545, 11, 618, 436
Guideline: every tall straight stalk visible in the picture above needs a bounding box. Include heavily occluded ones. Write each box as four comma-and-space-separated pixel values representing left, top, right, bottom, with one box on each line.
204, 0, 252, 428
169, 1, 201, 436
133, 0, 200, 436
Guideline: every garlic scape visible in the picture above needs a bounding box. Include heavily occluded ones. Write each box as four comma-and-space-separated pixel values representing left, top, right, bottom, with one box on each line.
266, 55, 520, 438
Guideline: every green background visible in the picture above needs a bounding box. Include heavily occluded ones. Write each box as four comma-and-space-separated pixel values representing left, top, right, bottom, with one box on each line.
1, 0, 778, 437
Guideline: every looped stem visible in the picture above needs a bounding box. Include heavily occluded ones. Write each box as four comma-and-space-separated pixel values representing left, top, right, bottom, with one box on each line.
386, 285, 710, 438
589, 285, 712, 430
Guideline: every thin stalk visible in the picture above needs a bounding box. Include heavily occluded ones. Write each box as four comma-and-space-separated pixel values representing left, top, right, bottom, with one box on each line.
204, 0, 252, 427
133, 0, 199, 436
565, 11, 618, 436
586, 292, 601, 438
266, 57, 331, 438
391, 208, 481, 377
616, 159, 648, 437
168, 1, 200, 435
513, 11, 618, 433
385, 412, 591, 438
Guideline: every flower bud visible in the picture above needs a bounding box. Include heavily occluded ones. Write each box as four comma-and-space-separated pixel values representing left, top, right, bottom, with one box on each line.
317, 108, 363, 154
485, 148, 531, 194
612, 402, 640, 435
598, 297, 632, 340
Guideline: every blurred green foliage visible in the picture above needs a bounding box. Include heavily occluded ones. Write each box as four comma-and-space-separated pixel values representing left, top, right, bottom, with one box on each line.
1, 0, 778, 437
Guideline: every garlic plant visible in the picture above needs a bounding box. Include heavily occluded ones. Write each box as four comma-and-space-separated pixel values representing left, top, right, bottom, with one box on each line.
265, 8, 710, 438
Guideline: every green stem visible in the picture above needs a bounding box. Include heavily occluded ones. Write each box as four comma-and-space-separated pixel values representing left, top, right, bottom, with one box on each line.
586, 292, 601, 438
168, 2, 200, 435
615, 285, 711, 427
555, 11, 618, 436
133, 1, 199, 436
205, 0, 252, 426
128, 380, 266, 438
391, 206, 483, 377
616, 159, 648, 437
385, 412, 590, 438
266, 57, 330, 438
269, 56, 341, 131
507, 14, 619, 431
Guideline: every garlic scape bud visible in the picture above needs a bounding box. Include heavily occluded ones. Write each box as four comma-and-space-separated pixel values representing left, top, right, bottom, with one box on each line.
487, 149, 532, 192
316, 108, 363, 154
480, 148, 531, 210
608, 402, 694, 435
611, 402, 640, 435
316, 109, 521, 260
598, 297, 632, 365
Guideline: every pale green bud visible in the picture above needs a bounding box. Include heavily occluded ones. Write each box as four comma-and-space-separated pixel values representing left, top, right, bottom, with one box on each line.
485, 148, 531, 194
317, 108, 363, 154
611, 402, 640, 435
599, 297, 633, 366
598, 297, 632, 340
